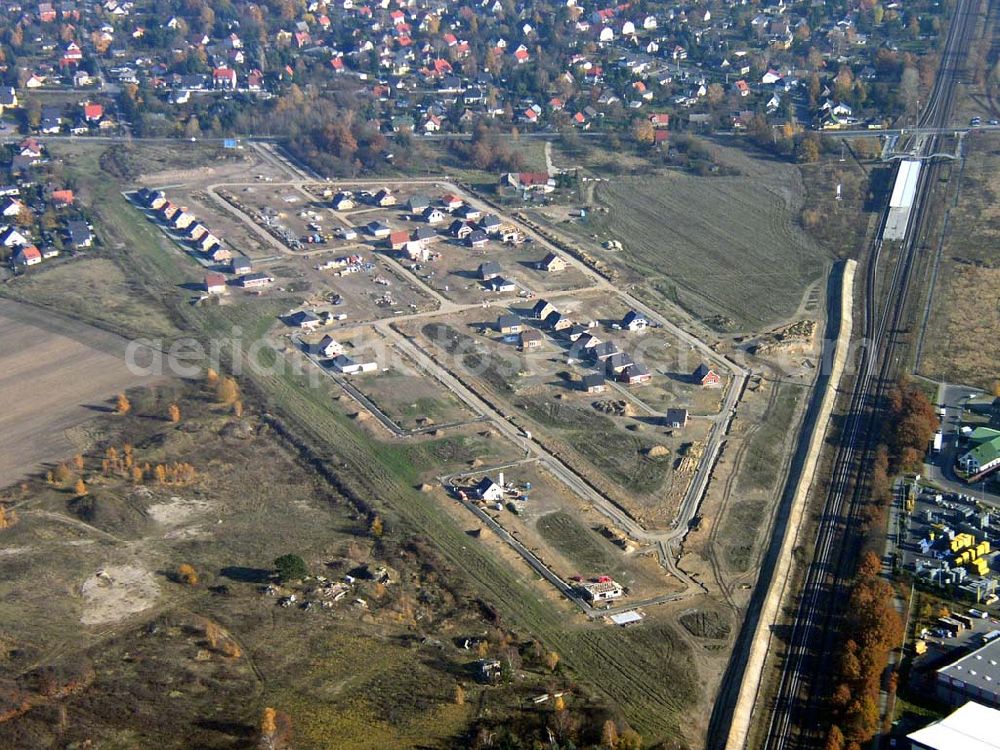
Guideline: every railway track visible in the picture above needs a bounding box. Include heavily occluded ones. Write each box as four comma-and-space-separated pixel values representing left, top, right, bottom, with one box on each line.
760, 0, 980, 747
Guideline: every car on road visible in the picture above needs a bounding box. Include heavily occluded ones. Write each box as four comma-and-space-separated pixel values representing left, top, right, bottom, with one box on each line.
990, 119, 1000, 125
970, 117, 982, 127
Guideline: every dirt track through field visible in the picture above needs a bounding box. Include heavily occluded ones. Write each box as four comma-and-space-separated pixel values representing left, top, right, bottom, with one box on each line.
0, 299, 159, 487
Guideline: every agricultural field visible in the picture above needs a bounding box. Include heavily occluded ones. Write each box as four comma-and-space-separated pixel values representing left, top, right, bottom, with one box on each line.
530, 147, 831, 333
920, 136, 1000, 390
0, 300, 163, 487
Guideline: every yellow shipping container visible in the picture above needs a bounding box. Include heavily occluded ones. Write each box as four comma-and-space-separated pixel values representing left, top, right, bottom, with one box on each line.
971, 559, 989, 575
978, 541, 991, 555
951, 539, 963, 552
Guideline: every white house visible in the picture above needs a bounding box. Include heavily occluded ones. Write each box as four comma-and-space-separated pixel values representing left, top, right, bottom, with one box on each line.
622, 310, 648, 331
474, 477, 504, 502
1, 197, 25, 218
317, 336, 344, 358
579, 579, 624, 602
0, 227, 29, 247
331, 354, 378, 375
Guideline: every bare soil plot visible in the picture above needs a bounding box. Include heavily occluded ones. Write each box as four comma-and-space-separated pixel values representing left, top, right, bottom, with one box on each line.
218, 184, 340, 251
99, 141, 265, 186
347, 359, 476, 432
80, 565, 161, 626
530, 158, 829, 332
407, 424, 527, 475
259, 252, 436, 327
298, 327, 477, 430
921, 137, 1000, 389
0, 300, 162, 486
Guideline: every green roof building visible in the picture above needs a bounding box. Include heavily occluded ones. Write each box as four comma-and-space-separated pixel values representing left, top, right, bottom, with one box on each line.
959, 430, 1000, 477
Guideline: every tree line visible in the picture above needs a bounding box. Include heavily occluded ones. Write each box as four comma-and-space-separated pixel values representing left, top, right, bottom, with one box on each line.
825, 378, 937, 746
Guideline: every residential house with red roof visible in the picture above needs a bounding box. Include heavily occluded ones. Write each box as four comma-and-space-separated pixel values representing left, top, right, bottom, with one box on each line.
51, 189, 74, 206
213, 67, 237, 90
14, 245, 42, 266
82, 102, 103, 121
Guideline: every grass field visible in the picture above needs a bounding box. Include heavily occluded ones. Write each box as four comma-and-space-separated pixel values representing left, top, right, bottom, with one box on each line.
718, 382, 805, 573
567, 174, 826, 331
535, 511, 626, 576
0, 384, 563, 750
797, 156, 883, 260
514, 392, 669, 497
532, 143, 831, 333
738, 384, 804, 491
4, 257, 180, 339
350, 357, 477, 430
920, 136, 1000, 389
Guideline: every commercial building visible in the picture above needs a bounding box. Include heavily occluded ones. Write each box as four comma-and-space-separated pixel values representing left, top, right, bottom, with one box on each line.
958, 428, 1000, 480
907, 701, 1000, 750
936, 636, 1000, 708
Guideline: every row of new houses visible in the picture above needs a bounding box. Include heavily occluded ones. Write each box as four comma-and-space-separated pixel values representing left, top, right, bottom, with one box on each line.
136, 187, 226, 258
135, 187, 269, 290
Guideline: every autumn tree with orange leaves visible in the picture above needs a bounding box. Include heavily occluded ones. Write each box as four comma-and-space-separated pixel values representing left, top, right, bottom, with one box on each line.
115, 393, 131, 415
827, 552, 902, 744
258, 706, 292, 749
